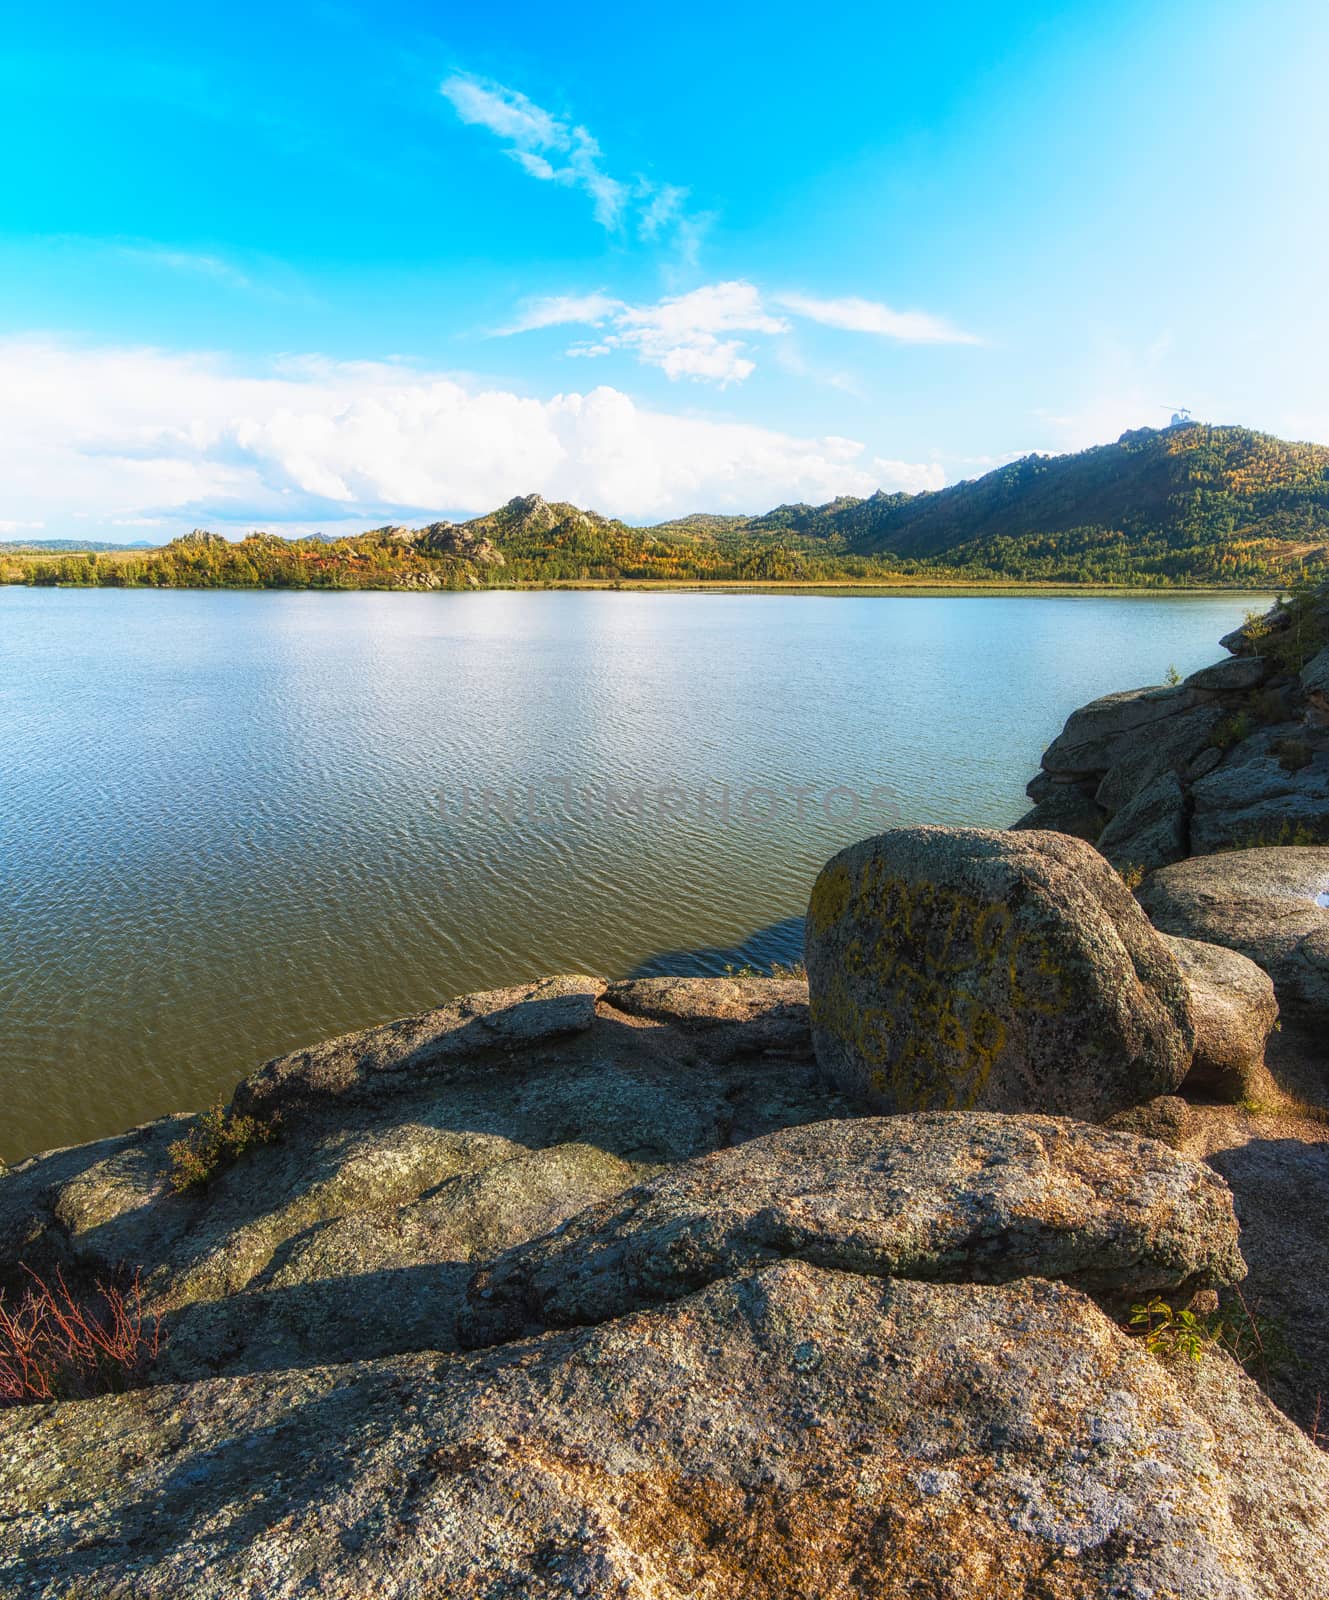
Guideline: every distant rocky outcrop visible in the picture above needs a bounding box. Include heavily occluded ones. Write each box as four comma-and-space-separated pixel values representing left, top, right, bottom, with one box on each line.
399, 521, 505, 565
1018, 589, 1329, 871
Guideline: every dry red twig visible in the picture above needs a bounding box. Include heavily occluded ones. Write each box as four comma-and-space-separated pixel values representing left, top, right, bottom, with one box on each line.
0, 1265, 162, 1406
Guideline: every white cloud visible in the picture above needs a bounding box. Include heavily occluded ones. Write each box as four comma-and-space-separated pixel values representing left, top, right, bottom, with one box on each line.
506, 280, 790, 386
439, 76, 566, 149
442, 74, 694, 242
773, 292, 980, 345
500, 292, 623, 335
501, 280, 979, 384
871, 458, 946, 494
604, 282, 789, 385
0, 338, 944, 534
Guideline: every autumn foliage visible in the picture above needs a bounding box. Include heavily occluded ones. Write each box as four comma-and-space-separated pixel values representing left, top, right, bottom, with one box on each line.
0, 1266, 162, 1406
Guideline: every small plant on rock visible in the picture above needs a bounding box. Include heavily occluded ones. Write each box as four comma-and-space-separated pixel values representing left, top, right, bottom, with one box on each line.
1130, 1287, 1292, 1385
1228, 817, 1327, 849
1272, 737, 1313, 773
769, 959, 808, 980
722, 959, 806, 980
1210, 710, 1253, 752
0, 1266, 162, 1406
166, 1103, 280, 1194
1129, 1297, 1217, 1362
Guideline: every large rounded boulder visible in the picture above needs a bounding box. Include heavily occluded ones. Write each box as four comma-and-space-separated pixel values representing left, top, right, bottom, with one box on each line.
1161, 933, 1279, 1102
805, 826, 1195, 1119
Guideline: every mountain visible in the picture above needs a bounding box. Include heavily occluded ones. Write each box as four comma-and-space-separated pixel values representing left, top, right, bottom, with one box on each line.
0, 538, 157, 553
6, 424, 1329, 589
735, 424, 1329, 581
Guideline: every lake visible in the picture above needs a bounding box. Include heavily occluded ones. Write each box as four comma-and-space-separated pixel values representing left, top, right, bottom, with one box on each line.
0, 586, 1267, 1160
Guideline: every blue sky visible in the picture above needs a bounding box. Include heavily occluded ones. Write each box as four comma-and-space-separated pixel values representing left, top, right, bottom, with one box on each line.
2, 0, 1326, 536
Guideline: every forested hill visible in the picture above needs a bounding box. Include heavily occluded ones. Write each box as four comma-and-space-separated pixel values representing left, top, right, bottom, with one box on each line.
739, 424, 1329, 580
5, 423, 1329, 589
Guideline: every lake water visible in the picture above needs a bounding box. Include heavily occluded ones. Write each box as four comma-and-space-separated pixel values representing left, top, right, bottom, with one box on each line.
0, 586, 1266, 1161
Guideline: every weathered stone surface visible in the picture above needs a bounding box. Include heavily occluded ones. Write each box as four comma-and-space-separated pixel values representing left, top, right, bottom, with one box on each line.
1024, 767, 1059, 802
1092, 702, 1224, 812
6, 1263, 1327, 1600
7, 949, 1329, 1599
232, 974, 608, 1122
1188, 727, 1329, 853
1040, 684, 1197, 777
1010, 782, 1106, 842
1161, 934, 1279, 1101
1138, 846, 1329, 1015
804, 826, 1194, 1118
1188, 744, 1224, 781
603, 975, 810, 1057
154, 1140, 643, 1382
1185, 656, 1270, 692
1095, 769, 1189, 873
1103, 1094, 1194, 1148
1302, 646, 1329, 727
460, 1112, 1243, 1348
0, 977, 851, 1379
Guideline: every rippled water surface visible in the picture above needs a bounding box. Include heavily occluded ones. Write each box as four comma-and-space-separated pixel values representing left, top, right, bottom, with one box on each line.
0, 586, 1266, 1159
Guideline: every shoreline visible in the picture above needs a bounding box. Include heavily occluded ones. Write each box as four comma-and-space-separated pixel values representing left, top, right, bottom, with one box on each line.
0, 577, 1280, 597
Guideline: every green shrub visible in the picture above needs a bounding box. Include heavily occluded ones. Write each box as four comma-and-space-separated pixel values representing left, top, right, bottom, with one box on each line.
1273, 737, 1313, 772
1129, 1288, 1292, 1385
1228, 817, 1328, 849
166, 1105, 280, 1194
1210, 710, 1253, 751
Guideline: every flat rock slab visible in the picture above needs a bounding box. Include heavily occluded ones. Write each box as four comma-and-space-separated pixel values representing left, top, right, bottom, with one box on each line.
1138, 846, 1329, 1015
1040, 684, 1200, 776
804, 826, 1194, 1118
232, 974, 608, 1121
4, 1264, 1325, 1600
460, 1112, 1244, 1348
603, 975, 810, 1056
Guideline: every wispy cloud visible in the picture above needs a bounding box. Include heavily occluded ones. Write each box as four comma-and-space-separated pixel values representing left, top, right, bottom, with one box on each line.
499, 292, 623, 335
502, 281, 788, 386
440, 73, 699, 251
500, 280, 979, 384
773, 292, 981, 345
115, 245, 257, 291
36, 236, 312, 304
